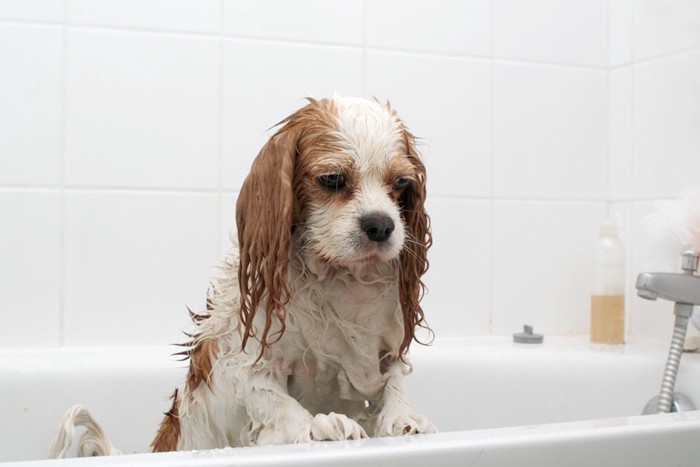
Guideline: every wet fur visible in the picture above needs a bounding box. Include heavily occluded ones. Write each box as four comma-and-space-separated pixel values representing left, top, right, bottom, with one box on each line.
153, 97, 434, 450
50, 97, 435, 456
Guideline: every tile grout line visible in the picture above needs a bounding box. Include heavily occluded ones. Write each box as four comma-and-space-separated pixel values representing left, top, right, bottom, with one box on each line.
488, 0, 496, 336
628, 0, 638, 336
605, 0, 612, 220
216, 0, 225, 254
0, 17, 624, 73
629, 0, 637, 206
58, 0, 68, 347
0, 183, 630, 204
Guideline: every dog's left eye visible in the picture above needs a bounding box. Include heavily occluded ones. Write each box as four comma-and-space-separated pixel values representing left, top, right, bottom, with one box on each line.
392, 177, 411, 190
317, 173, 346, 191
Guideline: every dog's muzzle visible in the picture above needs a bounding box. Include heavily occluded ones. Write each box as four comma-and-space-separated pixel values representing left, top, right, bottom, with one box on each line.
360, 213, 395, 243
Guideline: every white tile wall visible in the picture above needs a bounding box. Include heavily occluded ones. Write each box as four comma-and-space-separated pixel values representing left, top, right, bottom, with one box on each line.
493, 63, 607, 200
608, 66, 633, 201
606, 1, 700, 340
494, 0, 608, 67
67, 0, 221, 33
366, 0, 492, 56
223, 0, 363, 45
65, 29, 221, 190
0, 24, 62, 186
633, 0, 700, 60
0, 191, 61, 348
608, 0, 633, 66
492, 201, 607, 335
366, 51, 492, 198
1, 1, 699, 349
632, 49, 700, 199
0, 0, 63, 22
221, 39, 363, 190
220, 192, 238, 253
421, 198, 491, 337
63, 191, 219, 346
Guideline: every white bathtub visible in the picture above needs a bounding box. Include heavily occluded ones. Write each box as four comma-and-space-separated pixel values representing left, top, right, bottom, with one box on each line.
2, 337, 700, 466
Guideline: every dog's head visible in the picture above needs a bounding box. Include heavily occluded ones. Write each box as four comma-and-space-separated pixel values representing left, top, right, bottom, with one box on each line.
236, 97, 431, 357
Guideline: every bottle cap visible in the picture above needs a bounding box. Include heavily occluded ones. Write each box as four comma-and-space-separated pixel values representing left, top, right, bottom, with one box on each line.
513, 325, 543, 344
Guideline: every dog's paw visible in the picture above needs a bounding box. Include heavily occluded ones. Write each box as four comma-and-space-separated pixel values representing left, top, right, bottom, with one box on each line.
296, 412, 367, 442
375, 413, 437, 437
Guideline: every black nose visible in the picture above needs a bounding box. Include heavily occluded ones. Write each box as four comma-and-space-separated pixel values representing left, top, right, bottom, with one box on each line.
360, 213, 395, 243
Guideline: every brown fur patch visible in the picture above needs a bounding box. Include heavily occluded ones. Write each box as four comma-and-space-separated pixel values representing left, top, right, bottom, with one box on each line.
397, 126, 433, 358
186, 338, 217, 394
237, 98, 344, 358
151, 389, 181, 452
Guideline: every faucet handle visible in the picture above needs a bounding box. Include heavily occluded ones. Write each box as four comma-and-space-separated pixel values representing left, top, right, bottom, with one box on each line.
681, 251, 700, 274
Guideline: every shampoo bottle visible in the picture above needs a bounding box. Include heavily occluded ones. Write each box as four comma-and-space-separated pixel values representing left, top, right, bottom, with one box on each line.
590, 220, 626, 344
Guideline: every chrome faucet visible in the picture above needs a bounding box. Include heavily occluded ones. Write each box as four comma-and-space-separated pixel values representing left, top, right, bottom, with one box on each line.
637, 251, 700, 414
636, 252, 700, 305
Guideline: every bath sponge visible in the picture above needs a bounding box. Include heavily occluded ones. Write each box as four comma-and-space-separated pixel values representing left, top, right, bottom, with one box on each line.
644, 188, 700, 272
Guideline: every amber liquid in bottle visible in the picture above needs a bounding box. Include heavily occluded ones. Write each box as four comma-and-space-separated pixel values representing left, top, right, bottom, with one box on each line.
590, 295, 625, 344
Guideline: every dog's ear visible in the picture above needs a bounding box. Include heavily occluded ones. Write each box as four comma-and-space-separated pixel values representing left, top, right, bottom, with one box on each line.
398, 128, 433, 356
236, 126, 299, 356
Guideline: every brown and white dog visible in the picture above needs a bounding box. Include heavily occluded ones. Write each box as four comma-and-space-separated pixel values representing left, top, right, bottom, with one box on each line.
51, 96, 435, 457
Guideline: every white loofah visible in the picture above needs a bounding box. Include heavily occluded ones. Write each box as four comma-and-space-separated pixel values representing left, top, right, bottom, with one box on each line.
643, 189, 700, 272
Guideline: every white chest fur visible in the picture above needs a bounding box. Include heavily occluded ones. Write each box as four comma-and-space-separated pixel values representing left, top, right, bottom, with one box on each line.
269, 253, 405, 412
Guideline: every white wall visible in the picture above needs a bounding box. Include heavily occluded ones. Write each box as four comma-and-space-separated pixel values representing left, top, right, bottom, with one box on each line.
0, 0, 698, 349
609, 0, 700, 340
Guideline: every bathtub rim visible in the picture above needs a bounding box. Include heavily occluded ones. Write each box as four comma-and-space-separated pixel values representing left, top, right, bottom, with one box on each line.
5, 410, 700, 466
4, 335, 700, 466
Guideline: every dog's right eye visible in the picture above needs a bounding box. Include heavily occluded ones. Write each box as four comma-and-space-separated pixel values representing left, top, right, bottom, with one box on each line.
317, 173, 346, 191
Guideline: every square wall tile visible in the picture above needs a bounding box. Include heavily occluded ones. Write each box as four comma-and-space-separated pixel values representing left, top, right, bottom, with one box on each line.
609, 66, 633, 201
633, 0, 700, 61
494, 0, 608, 67
221, 40, 363, 190
0, 191, 61, 348
366, 0, 491, 56
68, 0, 221, 33
65, 30, 220, 189
633, 50, 700, 199
224, 0, 363, 45
63, 191, 220, 346
493, 63, 607, 201
367, 51, 492, 198
0, 0, 63, 22
609, 0, 633, 66
421, 198, 491, 338
0, 25, 62, 186
492, 201, 607, 335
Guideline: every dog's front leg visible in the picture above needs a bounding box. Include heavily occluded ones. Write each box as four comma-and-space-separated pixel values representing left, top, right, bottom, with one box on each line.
373, 364, 436, 437
240, 367, 367, 445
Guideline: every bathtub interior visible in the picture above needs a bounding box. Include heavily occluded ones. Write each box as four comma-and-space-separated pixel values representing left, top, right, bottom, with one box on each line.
2, 336, 700, 464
